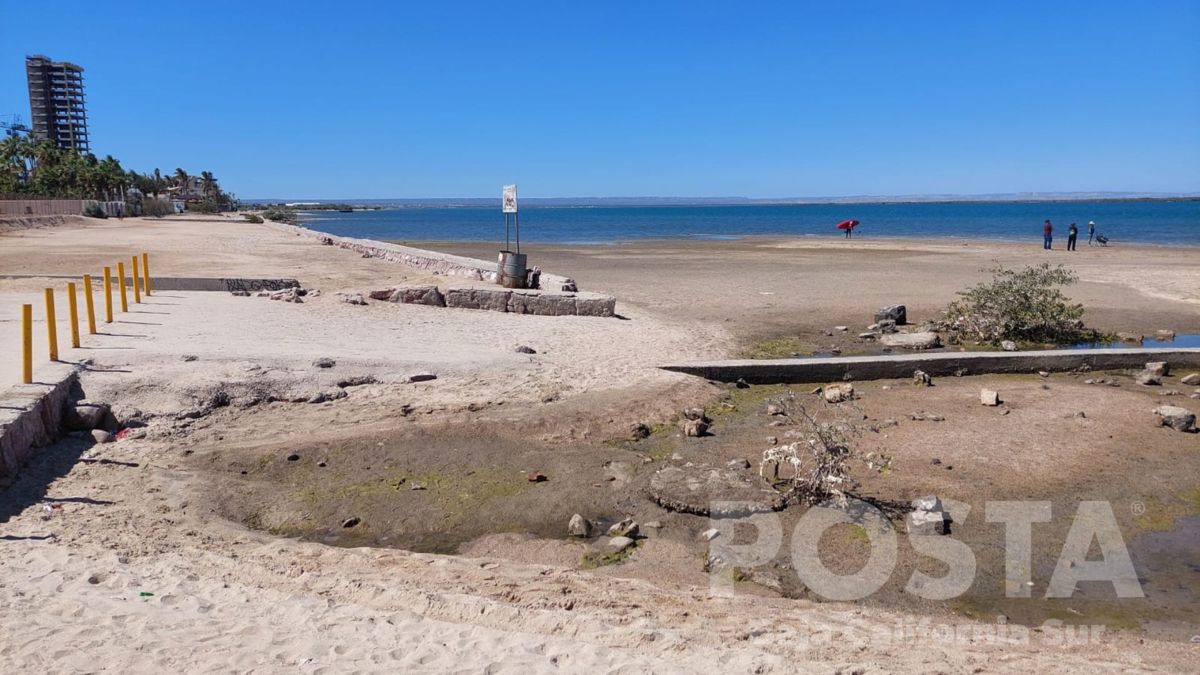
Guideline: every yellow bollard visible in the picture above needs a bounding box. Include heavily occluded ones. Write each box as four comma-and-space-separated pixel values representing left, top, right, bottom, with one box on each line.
131, 256, 142, 303
67, 282, 81, 348
117, 261, 129, 313
83, 274, 97, 334
141, 252, 151, 296
45, 288, 59, 361
103, 266, 114, 323
22, 304, 33, 384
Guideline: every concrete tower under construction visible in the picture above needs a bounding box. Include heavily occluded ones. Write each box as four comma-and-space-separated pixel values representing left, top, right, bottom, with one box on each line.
25, 54, 90, 152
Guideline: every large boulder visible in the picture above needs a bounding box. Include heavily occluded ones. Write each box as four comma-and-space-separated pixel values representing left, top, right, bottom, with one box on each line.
1181, 373, 1200, 386
875, 304, 907, 325
1154, 405, 1196, 432
881, 332, 942, 350
65, 401, 109, 431
980, 389, 1001, 406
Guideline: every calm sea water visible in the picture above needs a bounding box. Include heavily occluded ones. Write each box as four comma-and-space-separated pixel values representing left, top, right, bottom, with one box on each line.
297, 200, 1199, 246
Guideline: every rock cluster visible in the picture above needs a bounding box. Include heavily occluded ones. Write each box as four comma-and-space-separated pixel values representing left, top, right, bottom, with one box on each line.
907, 495, 950, 535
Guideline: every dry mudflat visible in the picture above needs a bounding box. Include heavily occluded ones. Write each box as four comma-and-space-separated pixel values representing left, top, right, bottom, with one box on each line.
0, 214, 1197, 672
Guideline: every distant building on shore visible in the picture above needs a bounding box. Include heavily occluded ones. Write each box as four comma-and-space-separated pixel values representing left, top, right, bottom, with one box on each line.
25, 54, 90, 152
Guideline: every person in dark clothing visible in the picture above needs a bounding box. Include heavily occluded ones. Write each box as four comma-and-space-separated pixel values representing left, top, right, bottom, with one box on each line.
1067, 222, 1078, 251
1087, 220, 1096, 245
1043, 219, 1053, 250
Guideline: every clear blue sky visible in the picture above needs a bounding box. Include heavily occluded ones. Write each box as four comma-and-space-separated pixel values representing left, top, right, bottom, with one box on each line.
2, 1, 1198, 199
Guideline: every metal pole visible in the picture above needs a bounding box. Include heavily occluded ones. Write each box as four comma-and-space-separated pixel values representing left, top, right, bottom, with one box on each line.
21, 304, 33, 383
131, 256, 141, 303
44, 288, 58, 361
83, 274, 97, 334
515, 211, 520, 254
504, 213, 511, 251
103, 266, 113, 322
67, 282, 80, 348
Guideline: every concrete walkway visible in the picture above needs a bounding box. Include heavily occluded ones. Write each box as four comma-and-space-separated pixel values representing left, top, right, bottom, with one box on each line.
662, 347, 1200, 384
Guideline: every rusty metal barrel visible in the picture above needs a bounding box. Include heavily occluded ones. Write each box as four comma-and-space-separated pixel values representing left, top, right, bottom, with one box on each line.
497, 250, 528, 289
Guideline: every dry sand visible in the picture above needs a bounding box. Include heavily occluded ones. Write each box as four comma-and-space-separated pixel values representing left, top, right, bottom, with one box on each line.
0, 214, 1196, 672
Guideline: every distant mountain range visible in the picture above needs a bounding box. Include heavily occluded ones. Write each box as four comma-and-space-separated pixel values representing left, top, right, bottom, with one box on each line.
245, 192, 1200, 207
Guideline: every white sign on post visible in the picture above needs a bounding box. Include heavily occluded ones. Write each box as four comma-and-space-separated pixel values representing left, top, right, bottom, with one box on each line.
502, 184, 518, 213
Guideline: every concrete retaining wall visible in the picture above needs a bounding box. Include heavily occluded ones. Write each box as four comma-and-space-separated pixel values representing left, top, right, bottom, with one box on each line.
0, 363, 78, 485
267, 221, 579, 291
384, 284, 617, 317
662, 348, 1200, 384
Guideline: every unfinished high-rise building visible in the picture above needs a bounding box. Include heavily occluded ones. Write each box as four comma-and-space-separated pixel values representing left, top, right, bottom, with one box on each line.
25, 54, 90, 153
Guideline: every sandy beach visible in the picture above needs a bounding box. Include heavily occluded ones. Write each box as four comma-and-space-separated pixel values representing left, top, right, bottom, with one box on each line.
1, 213, 1197, 673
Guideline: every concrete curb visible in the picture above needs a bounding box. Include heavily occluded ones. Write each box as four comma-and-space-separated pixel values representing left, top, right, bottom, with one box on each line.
661, 348, 1200, 384
0, 362, 79, 484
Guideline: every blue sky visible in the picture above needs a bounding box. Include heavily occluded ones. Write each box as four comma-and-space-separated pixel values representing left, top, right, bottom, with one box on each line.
2, 1, 1198, 199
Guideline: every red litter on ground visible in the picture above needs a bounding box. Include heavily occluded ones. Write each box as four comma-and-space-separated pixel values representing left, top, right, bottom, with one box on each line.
114, 428, 133, 441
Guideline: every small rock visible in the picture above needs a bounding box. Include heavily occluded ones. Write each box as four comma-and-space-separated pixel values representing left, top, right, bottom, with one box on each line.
368, 288, 395, 300
912, 370, 932, 387
515, 345, 537, 354
1116, 332, 1144, 344
735, 378, 750, 389
876, 319, 898, 334
766, 436, 777, 445
858, 332, 878, 340
90, 429, 112, 444
874, 304, 907, 325
607, 536, 635, 552
1145, 362, 1169, 377
931, 458, 942, 465
409, 483, 426, 491
1154, 405, 1196, 432
1154, 330, 1176, 341
286, 453, 301, 462
567, 514, 592, 537
407, 373, 437, 383
823, 382, 854, 403
980, 389, 1001, 406
607, 517, 639, 538
629, 423, 652, 441
1038, 371, 1050, 378
230, 290, 250, 297
766, 404, 785, 416
643, 521, 662, 529
341, 516, 361, 528
1179, 373, 1200, 386
527, 471, 547, 482
700, 528, 721, 541
313, 357, 336, 369
834, 325, 848, 332
181, 354, 199, 362
727, 458, 751, 470
1001, 340, 1018, 352
1136, 371, 1162, 386
683, 419, 709, 437
341, 293, 367, 305
682, 407, 710, 423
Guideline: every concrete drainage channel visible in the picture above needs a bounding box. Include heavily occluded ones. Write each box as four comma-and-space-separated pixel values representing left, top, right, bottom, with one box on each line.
661, 348, 1200, 384
0, 363, 120, 486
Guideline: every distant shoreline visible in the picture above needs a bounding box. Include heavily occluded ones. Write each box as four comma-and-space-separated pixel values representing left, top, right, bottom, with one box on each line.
254, 195, 1200, 208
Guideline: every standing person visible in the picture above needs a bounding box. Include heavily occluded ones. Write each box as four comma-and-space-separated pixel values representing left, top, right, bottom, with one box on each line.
1067, 222, 1078, 251
1043, 219, 1053, 250
1087, 220, 1096, 245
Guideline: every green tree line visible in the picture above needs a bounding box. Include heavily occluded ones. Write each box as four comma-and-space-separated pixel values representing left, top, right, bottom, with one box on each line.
0, 135, 234, 209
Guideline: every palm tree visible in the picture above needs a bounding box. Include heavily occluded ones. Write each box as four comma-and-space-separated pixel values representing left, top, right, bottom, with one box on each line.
199, 170, 217, 200
173, 167, 190, 195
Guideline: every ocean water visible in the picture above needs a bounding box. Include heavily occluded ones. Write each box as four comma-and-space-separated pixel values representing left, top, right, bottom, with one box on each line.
297, 200, 1199, 246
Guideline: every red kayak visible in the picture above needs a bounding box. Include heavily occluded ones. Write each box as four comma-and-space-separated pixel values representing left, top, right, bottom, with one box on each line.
836, 219, 859, 230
